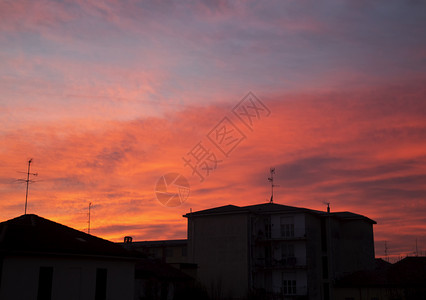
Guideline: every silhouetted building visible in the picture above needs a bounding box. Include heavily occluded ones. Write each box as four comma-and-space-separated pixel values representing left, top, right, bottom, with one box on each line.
335, 256, 426, 300
134, 257, 206, 300
0, 214, 135, 300
125, 239, 188, 264
184, 203, 376, 300
120, 239, 197, 280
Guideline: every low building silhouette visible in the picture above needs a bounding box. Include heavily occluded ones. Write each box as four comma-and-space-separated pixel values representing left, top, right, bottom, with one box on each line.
121, 239, 197, 279
0, 214, 136, 300
335, 256, 426, 300
184, 202, 376, 300
119, 238, 203, 299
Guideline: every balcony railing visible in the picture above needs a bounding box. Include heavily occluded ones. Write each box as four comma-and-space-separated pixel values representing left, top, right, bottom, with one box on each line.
254, 227, 306, 241
281, 286, 308, 296
254, 257, 306, 269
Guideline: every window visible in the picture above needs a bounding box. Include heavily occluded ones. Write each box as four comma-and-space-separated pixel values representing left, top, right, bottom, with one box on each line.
282, 272, 296, 295
281, 244, 295, 259
37, 266, 53, 300
321, 219, 327, 251
322, 256, 329, 279
264, 244, 272, 265
0, 258, 3, 288
280, 217, 294, 238
166, 247, 173, 257
95, 268, 107, 300
283, 280, 296, 295
323, 283, 330, 300
264, 218, 271, 239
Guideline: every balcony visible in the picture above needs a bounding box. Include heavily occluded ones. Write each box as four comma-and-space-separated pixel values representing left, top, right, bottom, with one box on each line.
254, 257, 306, 270
254, 227, 306, 242
281, 285, 308, 296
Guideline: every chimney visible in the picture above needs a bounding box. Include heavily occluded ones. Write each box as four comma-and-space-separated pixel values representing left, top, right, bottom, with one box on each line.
124, 236, 132, 244
327, 203, 330, 213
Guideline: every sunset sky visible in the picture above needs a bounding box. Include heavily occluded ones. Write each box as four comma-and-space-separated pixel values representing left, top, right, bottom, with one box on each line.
1, 0, 426, 261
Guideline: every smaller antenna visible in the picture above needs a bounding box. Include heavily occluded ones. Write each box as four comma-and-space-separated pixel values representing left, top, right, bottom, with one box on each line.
385, 241, 389, 262
267, 168, 279, 203
416, 238, 418, 257
88, 202, 92, 234
321, 201, 331, 213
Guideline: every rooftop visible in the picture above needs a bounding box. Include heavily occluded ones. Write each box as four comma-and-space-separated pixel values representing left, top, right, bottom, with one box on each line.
0, 214, 134, 259
123, 239, 187, 247
183, 202, 376, 224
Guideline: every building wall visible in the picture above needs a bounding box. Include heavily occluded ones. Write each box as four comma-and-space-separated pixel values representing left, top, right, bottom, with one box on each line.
0, 255, 134, 300
188, 213, 249, 299
305, 213, 324, 300
330, 219, 376, 279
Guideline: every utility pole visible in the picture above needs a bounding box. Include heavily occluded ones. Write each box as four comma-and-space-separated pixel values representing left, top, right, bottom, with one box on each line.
385, 241, 389, 262
88, 202, 92, 234
416, 238, 418, 256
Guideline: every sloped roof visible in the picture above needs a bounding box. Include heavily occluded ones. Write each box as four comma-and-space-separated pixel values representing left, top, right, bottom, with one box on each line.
0, 214, 133, 259
125, 239, 187, 248
184, 202, 376, 224
183, 204, 243, 217
330, 211, 377, 224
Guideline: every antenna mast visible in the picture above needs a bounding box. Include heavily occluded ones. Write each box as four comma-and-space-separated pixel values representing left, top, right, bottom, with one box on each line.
268, 168, 278, 203
88, 202, 92, 234
416, 238, 418, 256
385, 241, 389, 262
18, 159, 38, 215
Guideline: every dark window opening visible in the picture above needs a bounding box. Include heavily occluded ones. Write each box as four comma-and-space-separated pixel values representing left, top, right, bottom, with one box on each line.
265, 245, 272, 266
283, 279, 296, 295
37, 266, 53, 300
95, 268, 107, 300
0, 257, 3, 288
166, 247, 173, 257
321, 219, 327, 251
264, 218, 271, 239
323, 283, 330, 300
322, 256, 329, 279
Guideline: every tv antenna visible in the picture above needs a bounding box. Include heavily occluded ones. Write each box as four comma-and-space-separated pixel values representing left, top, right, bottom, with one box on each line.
267, 167, 279, 203
17, 159, 38, 215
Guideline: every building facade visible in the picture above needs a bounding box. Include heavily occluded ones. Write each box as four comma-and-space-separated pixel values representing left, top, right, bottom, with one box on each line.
0, 214, 136, 300
184, 203, 376, 300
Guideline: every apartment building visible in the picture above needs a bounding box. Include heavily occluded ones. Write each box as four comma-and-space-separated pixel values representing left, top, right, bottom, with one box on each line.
184, 202, 376, 300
